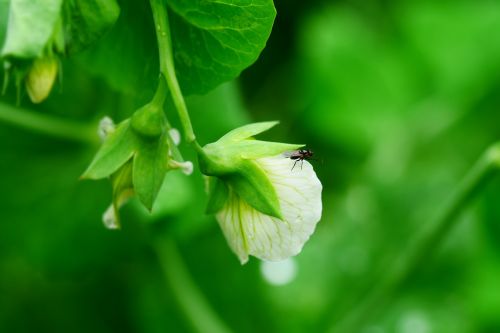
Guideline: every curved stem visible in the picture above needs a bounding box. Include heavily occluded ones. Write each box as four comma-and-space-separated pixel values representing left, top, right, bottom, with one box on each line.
0, 102, 97, 144
154, 236, 233, 333
149, 0, 196, 144
329, 142, 500, 333
151, 74, 168, 108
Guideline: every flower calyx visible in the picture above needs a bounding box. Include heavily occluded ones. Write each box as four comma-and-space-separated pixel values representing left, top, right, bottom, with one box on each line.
200, 121, 303, 220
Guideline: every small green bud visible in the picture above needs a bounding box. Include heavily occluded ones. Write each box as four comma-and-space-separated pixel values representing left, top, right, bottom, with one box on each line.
130, 75, 168, 139
131, 102, 166, 139
25, 56, 58, 103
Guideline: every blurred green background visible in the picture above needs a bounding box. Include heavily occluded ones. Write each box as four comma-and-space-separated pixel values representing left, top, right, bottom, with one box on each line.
1, 0, 500, 332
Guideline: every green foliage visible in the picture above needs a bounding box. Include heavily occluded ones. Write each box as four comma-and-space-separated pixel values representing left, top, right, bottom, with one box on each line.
63, 0, 120, 54
1, 0, 500, 333
1, 0, 63, 58
167, 0, 276, 94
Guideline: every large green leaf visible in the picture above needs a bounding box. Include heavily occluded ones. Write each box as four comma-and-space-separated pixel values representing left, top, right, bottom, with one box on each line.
64, 0, 120, 54
74, 0, 157, 96
1, 0, 63, 58
167, 0, 276, 95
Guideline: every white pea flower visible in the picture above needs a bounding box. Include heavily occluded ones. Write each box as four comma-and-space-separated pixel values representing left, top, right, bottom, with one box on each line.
216, 155, 322, 264
200, 121, 323, 264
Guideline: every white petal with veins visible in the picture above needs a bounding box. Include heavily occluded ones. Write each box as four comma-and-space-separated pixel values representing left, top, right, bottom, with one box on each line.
216, 155, 322, 264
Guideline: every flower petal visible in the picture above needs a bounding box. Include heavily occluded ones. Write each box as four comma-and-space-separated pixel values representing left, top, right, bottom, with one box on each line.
216, 155, 322, 263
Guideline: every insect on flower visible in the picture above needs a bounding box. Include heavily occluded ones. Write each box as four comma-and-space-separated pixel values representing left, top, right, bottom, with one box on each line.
285, 149, 315, 170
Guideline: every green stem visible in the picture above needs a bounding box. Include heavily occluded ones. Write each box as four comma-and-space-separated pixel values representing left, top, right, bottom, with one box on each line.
154, 236, 233, 333
0, 102, 97, 144
151, 74, 168, 108
149, 0, 196, 145
329, 142, 500, 333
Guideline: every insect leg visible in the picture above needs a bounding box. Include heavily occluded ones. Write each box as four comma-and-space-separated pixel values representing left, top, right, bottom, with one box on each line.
291, 160, 298, 171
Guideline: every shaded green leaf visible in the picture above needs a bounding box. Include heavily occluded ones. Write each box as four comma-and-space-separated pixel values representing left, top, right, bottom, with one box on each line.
64, 0, 120, 54
167, 0, 276, 94
82, 120, 136, 179
74, 0, 157, 96
1, 0, 63, 58
132, 132, 170, 211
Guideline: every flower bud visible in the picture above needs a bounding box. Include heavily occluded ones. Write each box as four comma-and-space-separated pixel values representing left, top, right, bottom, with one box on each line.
130, 102, 166, 139
25, 56, 58, 103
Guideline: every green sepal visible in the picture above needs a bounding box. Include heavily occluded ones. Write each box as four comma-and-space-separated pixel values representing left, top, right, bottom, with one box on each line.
225, 160, 283, 220
132, 132, 170, 211
199, 120, 292, 219
218, 121, 279, 143
206, 177, 229, 214
237, 141, 303, 159
81, 119, 136, 179
63, 0, 120, 54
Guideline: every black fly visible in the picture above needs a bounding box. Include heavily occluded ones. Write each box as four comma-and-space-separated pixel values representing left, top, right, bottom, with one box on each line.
285, 149, 314, 171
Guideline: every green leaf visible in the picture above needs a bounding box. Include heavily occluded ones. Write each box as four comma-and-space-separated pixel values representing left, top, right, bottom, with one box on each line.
74, 0, 157, 96
64, 0, 120, 54
206, 177, 229, 214
225, 160, 282, 219
167, 0, 276, 95
1, 0, 63, 58
218, 121, 279, 142
132, 132, 170, 211
81, 120, 136, 179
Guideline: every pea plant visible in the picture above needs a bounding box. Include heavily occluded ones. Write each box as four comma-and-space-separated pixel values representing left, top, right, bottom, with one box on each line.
1, 0, 323, 264
1, 1, 499, 332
